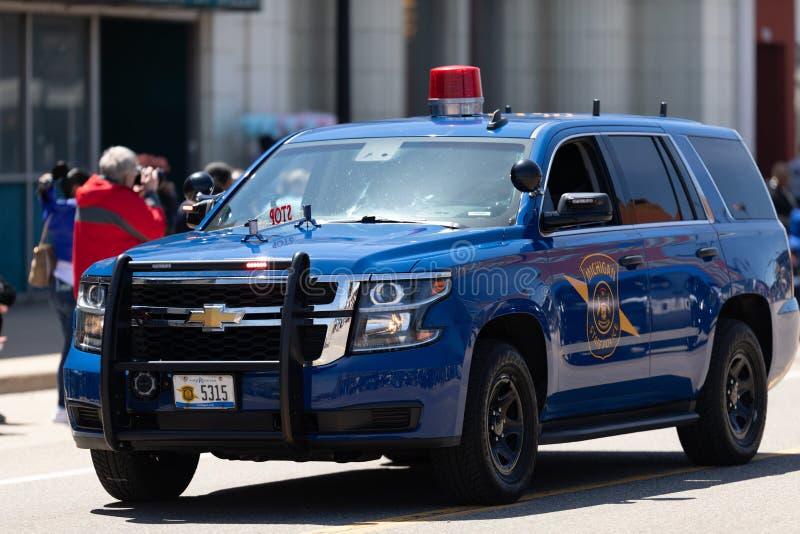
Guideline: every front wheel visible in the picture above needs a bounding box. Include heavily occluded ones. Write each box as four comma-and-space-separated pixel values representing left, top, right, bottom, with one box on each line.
677, 318, 768, 465
431, 339, 538, 504
90, 449, 199, 501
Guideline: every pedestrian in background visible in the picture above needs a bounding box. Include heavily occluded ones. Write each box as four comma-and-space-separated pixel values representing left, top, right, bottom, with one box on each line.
37, 163, 90, 423
73, 146, 166, 292
788, 143, 800, 201
205, 161, 234, 192
137, 153, 178, 234
767, 161, 797, 230
158, 175, 179, 233
0, 275, 17, 425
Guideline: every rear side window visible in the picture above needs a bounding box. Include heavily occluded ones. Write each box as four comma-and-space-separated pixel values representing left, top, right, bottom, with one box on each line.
606, 136, 687, 224
689, 136, 774, 219
660, 139, 706, 219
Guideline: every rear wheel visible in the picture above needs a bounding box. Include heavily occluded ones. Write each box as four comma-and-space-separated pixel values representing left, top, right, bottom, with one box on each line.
431, 339, 537, 504
677, 319, 767, 465
90, 449, 199, 501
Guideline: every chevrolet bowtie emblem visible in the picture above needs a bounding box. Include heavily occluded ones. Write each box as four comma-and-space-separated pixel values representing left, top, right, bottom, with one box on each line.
186, 304, 245, 331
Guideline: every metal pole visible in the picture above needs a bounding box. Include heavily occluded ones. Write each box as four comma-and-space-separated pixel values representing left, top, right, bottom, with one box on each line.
24, 13, 34, 293
335, 0, 350, 124
89, 14, 100, 167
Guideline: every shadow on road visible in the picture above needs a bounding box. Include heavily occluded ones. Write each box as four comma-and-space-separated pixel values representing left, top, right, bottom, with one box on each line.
89, 450, 800, 527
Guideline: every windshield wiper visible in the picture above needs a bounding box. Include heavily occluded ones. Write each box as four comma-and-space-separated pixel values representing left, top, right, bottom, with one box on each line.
326, 215, 464, 229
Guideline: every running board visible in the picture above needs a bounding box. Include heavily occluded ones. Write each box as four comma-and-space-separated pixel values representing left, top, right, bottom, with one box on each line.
539, 406, 698, 445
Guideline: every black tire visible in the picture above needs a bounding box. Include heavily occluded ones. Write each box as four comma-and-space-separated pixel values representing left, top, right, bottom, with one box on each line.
677, 318, 768, 465
431, 339, 538, 504
90, 449, 199, 501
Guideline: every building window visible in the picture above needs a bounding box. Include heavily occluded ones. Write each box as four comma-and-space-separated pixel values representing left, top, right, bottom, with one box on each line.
32, 16, 89, 171
0, 14, 23, 174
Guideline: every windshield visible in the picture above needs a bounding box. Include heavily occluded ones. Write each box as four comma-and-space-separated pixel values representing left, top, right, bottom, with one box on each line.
205, 137, 529, 231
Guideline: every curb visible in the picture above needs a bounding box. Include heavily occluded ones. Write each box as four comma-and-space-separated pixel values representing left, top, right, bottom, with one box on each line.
0, 371, 56, 394
0, 354, 59, 395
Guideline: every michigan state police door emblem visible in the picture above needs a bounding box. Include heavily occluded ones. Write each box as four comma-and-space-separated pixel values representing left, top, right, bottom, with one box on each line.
580, 254, 620, 359
565, 253, 639, 360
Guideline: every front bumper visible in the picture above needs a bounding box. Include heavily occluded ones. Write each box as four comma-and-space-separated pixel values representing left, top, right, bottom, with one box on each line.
66, 344, 463, 454
65, 254, 466, 455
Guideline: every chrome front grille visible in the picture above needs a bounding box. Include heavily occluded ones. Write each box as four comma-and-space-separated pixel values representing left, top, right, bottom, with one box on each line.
125, 274, 360, 366
130, 279, 337, 308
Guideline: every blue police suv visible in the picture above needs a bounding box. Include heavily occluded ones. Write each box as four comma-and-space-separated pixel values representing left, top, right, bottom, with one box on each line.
66, 66, 799, 505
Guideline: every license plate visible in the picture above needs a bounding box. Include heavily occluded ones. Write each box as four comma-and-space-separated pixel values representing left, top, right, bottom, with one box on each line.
173, 374, 236, 409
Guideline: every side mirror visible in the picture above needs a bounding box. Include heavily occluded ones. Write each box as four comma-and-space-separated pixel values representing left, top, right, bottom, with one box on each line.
182, 171, 216, 230
183, 171, 214, 202
541, 192, 613, 231
510, 159, 542, 193
183, 199, 214, 230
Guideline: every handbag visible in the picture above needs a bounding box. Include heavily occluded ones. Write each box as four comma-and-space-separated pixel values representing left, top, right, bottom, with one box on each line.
28, 216, 56, 288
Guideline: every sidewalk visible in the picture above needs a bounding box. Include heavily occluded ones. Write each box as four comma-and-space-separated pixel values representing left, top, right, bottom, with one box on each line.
2, 300, 65, 359
1, 301, 64, 394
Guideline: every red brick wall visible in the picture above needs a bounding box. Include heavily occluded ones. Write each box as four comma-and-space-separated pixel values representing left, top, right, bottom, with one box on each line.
756, 0, 795, 174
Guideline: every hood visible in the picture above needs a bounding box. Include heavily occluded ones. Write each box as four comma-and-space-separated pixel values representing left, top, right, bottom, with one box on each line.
113, 223, 506, 275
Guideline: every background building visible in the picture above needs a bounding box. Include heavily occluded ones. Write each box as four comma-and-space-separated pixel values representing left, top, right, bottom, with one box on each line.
0, 0, 795, 293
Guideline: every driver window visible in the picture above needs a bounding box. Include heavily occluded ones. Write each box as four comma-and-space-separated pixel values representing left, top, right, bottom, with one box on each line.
543, 137, 617, 227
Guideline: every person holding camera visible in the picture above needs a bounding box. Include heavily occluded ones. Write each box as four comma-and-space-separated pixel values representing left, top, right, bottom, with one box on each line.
73, 146, 166, 295
37, 162, 90, 423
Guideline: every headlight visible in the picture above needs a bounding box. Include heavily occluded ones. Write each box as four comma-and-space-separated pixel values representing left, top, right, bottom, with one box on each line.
351, 274, 451, 352
74, 278, 110, 354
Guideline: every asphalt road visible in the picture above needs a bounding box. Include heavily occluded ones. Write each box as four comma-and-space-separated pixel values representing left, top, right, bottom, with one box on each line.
2, 360, 799, 534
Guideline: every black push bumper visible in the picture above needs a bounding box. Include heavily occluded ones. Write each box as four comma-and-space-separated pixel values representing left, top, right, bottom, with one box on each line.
100, 251, 319, 452
95, 252, 458, 455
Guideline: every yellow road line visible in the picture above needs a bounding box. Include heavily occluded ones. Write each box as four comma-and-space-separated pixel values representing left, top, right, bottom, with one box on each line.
304, 446, 800, 534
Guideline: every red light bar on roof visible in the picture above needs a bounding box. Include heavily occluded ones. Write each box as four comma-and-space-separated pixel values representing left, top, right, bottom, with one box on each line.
428, 65, 484, 117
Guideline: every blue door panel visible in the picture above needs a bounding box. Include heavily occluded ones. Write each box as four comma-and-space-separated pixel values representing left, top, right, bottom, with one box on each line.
542, 229, 652, 419
643, 223, 727, 397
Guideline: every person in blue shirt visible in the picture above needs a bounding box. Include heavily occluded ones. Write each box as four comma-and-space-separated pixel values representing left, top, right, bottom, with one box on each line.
37, 163, 89, 423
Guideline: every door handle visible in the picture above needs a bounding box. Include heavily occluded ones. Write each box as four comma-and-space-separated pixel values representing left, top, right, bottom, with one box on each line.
696, 246, 718, 260
618, 254, 645, 269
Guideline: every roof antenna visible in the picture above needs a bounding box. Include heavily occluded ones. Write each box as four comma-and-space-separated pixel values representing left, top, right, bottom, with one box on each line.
592, 99, 600, 117
504, 104, 512, 113
487, 108, 508, 130
659, 101, 668, 117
